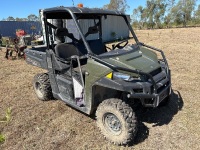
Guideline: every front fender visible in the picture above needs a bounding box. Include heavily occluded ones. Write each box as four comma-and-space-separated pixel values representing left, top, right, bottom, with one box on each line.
94, 77, 126, 91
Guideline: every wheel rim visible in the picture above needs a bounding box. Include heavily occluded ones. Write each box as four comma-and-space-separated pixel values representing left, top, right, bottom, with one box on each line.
35, 82, 43, 97
103, 113, 122, 135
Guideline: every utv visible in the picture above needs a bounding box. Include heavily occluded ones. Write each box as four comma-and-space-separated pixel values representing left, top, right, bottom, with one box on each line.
25, 6, 171, 145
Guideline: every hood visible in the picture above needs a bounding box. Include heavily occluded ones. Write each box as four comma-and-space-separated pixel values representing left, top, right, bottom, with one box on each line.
101, 45, 161, 73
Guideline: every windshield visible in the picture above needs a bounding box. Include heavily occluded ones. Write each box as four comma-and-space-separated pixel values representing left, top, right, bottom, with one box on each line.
77, 15, 137, 43
77, 15, 138, 55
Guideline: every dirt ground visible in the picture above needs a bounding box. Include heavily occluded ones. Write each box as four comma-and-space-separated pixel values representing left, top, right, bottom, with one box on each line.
0, 27, 200, 150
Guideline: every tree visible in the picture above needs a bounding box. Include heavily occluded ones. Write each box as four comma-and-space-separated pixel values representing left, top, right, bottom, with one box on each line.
170, 5, 183, 26
22, 18, 28, 21
194, 4, 200, 24
144, 0, 167, 28
181, 0, 196, 26
7, 16, 15, 21
167, 0, 176, 10
16, 17, 23, 21
15, 17, 28, 21
132, 6, 148, 29
132, 7, 141, 28
164, 14, 171, 27
154, 0, 167, 28
164, 0, 176, 27
103, 0, 129, 13
170, 0, 196, 27
27, 14, 39, 21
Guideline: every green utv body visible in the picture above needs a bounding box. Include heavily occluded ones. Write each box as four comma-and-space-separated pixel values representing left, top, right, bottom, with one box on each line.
25, 6, 171, 145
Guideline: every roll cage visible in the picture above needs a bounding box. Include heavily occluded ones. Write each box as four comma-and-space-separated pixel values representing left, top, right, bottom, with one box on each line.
43, 6, 139, 54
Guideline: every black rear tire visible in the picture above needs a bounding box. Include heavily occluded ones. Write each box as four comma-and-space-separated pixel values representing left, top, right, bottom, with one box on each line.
33, 73, 53, 101
96, 98, 137, 145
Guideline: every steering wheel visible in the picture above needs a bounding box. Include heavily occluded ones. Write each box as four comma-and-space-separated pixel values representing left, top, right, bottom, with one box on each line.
112, 40, 128, 49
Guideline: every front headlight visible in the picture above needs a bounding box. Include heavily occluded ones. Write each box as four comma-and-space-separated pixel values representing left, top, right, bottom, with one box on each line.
113, 72, 131, 81
106, 72, 141, 82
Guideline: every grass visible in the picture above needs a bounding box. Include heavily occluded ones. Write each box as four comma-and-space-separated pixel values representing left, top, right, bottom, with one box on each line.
0, 108, 11, 145
0, 27, 200, 149
0, 134, 5, 144
0, 108, 11, 123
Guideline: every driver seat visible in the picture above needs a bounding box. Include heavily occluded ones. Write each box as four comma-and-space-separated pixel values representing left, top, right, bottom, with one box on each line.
55, 43, 80, 60
54, 28, 80, 60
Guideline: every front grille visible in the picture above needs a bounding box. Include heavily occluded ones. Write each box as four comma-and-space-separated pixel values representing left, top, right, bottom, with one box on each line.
150, 81, 169, 94
157, 81, 169, 93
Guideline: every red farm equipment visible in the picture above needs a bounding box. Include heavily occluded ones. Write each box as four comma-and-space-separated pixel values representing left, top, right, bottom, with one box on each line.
5, 30, 27, 59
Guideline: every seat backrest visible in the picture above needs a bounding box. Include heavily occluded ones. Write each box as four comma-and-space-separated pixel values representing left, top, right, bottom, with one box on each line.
54, 28, 69, 43
55, 28, 69, 37
88, 39, 106, 55
55, 43, 79, 60
55, 27, 79, 43
55, 28, 80, 59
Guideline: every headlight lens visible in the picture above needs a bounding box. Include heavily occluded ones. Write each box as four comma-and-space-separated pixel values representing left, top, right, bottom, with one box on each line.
106, 72, 141, 81
113, 72, 131, 81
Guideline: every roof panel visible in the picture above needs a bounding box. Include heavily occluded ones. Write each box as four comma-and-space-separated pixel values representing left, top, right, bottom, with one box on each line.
43, 7, 125, 16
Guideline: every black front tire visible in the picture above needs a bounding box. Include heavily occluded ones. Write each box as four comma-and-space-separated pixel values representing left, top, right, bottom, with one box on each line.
96, 98, 137, 145
33, 73, 53, 101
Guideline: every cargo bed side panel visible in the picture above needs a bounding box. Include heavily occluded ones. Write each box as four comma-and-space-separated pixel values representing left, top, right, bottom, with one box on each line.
25, 49, 47, 69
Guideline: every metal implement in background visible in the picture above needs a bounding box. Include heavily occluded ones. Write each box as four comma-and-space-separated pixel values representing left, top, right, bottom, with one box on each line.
5, 37, 27, 60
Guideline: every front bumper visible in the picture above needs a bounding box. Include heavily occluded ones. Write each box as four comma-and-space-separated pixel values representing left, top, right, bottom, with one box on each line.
127, 82, 171, 107
126, 68, 171, 107
125, 43, 171, 107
